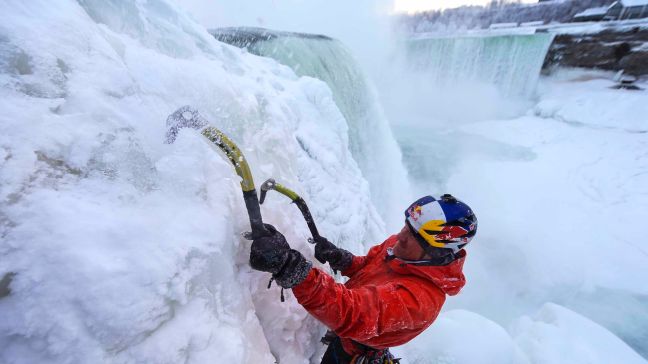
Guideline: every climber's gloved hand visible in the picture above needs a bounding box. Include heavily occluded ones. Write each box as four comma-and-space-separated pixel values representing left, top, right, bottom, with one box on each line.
314, 236, 353, 272
248, 224, 290, 252
249, 224, 312, 288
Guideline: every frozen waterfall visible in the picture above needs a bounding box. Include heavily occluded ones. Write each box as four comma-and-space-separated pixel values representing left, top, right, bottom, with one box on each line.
379, 32, 555, 125
406, 33, 554, 99
211, 27, 412, 231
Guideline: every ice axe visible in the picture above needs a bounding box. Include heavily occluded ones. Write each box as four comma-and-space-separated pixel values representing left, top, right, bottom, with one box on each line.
260, 178, 330, 264
165, 106, 269, 239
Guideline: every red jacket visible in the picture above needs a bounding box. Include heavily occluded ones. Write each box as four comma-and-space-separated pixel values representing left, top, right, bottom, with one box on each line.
292, 235, 466, 356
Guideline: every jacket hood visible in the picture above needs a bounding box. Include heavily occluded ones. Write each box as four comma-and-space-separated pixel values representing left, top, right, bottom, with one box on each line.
385, 236, 466, 296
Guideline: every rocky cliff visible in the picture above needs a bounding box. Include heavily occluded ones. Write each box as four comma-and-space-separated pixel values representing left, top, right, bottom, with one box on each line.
543, 27, 648, 76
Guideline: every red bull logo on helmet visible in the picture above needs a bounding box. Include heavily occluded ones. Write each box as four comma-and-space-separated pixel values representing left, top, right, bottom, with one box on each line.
437, 226, 469, 242
407, 205, 423, 222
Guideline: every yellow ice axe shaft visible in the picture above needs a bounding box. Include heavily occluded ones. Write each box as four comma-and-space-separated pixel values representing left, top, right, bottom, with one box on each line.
165, 106, 269, 238
201, 127, 255, 192
260, 178, 321, 243
201, 127, 268, 238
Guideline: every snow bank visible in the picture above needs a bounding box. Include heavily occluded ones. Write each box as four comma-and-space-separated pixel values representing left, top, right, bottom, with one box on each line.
0, 1, 385, 363
394, 304, 646, 364
534, 69, 648, 132
393, 310, 529, 364
512, 303, 647, 364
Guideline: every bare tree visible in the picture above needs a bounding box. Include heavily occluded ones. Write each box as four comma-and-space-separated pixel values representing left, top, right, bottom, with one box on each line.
398, 0, 616, 33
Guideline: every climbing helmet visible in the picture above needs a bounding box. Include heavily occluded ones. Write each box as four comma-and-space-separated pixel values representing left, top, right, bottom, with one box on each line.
404, 194, 477, 253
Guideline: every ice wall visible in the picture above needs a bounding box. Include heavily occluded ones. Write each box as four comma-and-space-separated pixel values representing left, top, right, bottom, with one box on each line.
407, 33, 554, 99
0, 1, 384, 363
211, 27, 412, 231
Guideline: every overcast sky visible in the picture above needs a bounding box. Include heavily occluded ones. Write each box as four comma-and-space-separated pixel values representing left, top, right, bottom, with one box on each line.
181, 0, 528, 30
179, 0, 542, 50
182, 0, 540, 28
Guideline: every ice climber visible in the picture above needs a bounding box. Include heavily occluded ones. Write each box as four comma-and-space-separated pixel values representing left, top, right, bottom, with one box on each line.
248, 194, 478, 364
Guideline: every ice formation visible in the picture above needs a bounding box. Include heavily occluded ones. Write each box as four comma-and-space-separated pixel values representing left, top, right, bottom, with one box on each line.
211, 27, 412, 231
0, 1, 383, 363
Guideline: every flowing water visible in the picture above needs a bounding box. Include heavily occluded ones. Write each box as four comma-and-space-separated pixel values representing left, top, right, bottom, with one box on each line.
211, 27, 411, 230
406, 33, 555, 98
378, 32, 555, 124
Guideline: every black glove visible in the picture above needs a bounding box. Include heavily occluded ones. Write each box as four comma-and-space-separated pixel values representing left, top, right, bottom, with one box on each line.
249, 224, 290, 274
249, 224, 312, 288
314, 236, 353, 272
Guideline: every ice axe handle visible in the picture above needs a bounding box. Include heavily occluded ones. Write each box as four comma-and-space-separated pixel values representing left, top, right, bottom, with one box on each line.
293, 197, 321, 243
243, 189, 270, 238
259, 179, 320, 242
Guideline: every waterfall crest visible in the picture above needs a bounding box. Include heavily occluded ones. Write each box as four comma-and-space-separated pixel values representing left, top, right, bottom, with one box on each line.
212, 27, 412, 230
406, 33, 555, 98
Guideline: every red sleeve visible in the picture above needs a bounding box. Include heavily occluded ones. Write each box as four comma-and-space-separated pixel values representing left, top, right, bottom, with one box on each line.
340, 242, 386, 278
292, 268, 444, 346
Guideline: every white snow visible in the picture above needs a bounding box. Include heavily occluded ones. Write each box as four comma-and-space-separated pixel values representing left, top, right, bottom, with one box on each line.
512, 303, 647, 364
395, 304, 647, 364
534, 70, 648, 132
393, 310, 530, 364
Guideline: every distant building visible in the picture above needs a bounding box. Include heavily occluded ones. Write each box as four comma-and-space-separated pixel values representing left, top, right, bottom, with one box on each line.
573, 0, 648, 22
489, 22, 518, 29
606, 0, 648, 20
573, 6, 609, 21
521, 20, 546, 26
